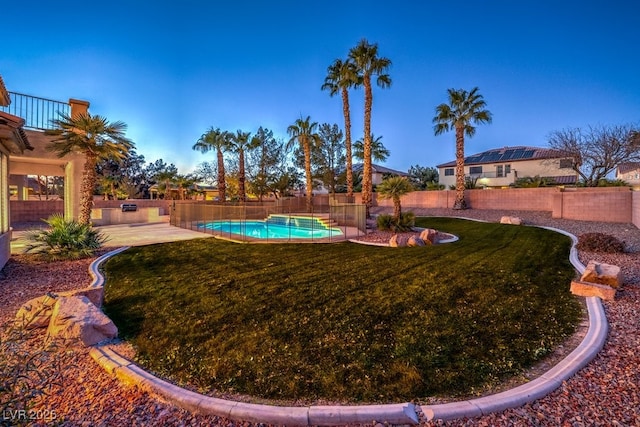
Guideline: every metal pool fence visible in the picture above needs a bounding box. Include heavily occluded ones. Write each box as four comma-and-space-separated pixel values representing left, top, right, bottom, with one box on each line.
170, 198, 367, 243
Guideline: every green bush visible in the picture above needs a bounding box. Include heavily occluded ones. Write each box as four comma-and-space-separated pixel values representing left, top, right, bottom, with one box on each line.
576, 232, 625, 253
25, 214, 107, 261
376, 212, 415, 232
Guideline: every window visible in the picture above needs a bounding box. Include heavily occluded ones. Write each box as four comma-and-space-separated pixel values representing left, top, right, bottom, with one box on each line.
496, 165, 504, 178
469, 166, 482, 175
444, 168, 454, 176
505, 164, 511, 174
559, 158, 573, 169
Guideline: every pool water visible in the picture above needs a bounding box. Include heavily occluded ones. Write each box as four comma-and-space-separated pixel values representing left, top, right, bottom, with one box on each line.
199, 220, 343, 239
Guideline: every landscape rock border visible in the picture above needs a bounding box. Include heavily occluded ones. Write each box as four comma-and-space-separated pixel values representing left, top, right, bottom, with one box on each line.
88, 222, 607, 425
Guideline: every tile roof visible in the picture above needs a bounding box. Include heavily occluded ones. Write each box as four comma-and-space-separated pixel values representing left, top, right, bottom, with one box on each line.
0, 75, 10, 107
352, 163, 408, 176
544, 175, 578, 185
436, 146, 568, 168
617, 162, 640, 174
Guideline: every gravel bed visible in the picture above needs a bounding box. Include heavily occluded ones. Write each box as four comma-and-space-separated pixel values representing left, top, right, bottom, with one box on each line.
1, 210, 639, 426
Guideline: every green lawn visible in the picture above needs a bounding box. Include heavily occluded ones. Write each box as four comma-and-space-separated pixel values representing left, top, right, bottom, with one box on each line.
102, 217, 581, 403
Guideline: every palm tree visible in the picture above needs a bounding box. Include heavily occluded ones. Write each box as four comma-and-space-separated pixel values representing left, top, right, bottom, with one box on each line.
174, 173, 198, 200
321, 58, 359, 199
287, 116, 321, 211
354, 134, 390, 163
98, 174, 120, 200
154, 169, 177, 200
433, 87, 492, 210
48, 112, 133, 224
376, 176, 414, 222
193, 127, 231, 202
348, 39, 392, 217
230, 130, 253, 202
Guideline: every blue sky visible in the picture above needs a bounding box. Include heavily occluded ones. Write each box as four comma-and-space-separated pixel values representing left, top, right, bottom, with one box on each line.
2, 1, 639, 174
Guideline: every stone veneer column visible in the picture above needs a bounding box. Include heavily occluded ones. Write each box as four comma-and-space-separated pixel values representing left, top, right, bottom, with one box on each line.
65, 99, 90, 220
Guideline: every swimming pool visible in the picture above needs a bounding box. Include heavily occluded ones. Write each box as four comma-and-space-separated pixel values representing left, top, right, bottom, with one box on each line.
199, 219, 344, 239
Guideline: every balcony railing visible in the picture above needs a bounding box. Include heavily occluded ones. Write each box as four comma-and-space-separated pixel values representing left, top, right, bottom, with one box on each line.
0, 91, 69, 130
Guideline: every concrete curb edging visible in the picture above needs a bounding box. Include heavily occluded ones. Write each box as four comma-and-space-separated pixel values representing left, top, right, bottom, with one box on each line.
88, 220, 608, 425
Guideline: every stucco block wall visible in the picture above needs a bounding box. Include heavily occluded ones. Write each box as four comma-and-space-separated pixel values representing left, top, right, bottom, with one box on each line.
466, 188, 556, 211
10, 200, 64, 223
93, 199, 171, 215
560, 188, 632, 223
633, 191, 640, 228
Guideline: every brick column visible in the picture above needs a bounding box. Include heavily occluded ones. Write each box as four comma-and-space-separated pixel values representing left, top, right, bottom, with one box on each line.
69, 99, 90, 118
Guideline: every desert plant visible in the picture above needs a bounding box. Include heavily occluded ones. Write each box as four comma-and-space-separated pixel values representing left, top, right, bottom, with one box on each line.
576, 233, 625, 253
25, 214, 107, 260
376, 212, 415, 232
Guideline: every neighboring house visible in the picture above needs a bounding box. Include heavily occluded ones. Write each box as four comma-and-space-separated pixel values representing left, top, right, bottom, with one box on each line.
0, 76, 32, 270
352, 163, 409, 185
616, 162, 640, 189
436, 146, 578, 189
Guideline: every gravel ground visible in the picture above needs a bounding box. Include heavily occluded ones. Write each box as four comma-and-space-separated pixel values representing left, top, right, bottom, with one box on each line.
1, 209, 639, 427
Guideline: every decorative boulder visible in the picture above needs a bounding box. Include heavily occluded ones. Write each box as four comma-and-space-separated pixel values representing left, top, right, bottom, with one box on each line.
580, 261, 624, 289
419, 229, 438, 245
58, 287, 104, 307
46, 296, 117, 346
407, 236, 426, 247
500, 216, 522, 225
15, 293, 58, 329
389, 234, 409, 247
570, 280, 616, 301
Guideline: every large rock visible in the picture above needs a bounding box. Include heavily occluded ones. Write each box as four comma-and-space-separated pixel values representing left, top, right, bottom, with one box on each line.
419, 229, 438, 245
15, 293, 58, 329
46, 296, 117, 346
570, 280, 616, 301
500, 216, 522, 225
389, 234, 409, 247
407, 236, 426, 247
580, 261, 624, 289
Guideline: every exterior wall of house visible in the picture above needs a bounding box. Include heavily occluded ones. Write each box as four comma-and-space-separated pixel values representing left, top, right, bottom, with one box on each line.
0, 147, 10, 270
616, 168, 640, 189
438, 158, 576, 188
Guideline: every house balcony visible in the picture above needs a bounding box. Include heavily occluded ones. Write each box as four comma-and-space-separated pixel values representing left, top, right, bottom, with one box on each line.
0, 91, 71, 130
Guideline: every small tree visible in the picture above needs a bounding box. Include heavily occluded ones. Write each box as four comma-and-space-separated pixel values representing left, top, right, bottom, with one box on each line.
376, 176, 414, 222
547, 124, 640, 186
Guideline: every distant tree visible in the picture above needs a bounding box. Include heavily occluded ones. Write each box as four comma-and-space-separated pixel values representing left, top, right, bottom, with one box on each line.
376, 176, 414, 222
97, 149, 148, 198
48, 113, 133, 224
353, 134, 390, 163
313, 123, 346, 194
513, 175, 553, 188
246, 127, 285, 202
174, 174, 199, 200
547, 124, 640, 186
433, 87, 492, 209
287, 116, 322, 210
194, 161, 218, 186
322, 58, 360, 197
349, 38, 392, 217
193, 127, 231, 202
154, 169, 178, 200
408, 165, 439, 190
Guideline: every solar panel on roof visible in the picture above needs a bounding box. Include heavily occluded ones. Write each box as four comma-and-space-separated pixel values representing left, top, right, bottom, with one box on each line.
523, 150, 535, 158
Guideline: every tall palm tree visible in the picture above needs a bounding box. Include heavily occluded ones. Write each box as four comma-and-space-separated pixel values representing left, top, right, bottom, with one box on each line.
193, 127, 231, 202
433, 87, 492, 210
348, 39, 392, 217
230, 130, 252, 202
376, 176, 414, 222
354, 134, 390, 163
48, 112, 133, 224
287, 116, 321, 211
321, 58, 359, 199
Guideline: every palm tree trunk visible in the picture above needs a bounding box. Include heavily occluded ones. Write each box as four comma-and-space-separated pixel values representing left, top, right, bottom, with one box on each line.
304, 139, 313, 212
342, 87, 354, 199
239, 149, 246, 203
454, 125, 467, 210
217, 147, 226, 202
79, 153, 98, 225
362, 76, 373, 217
393, 197, 401, 222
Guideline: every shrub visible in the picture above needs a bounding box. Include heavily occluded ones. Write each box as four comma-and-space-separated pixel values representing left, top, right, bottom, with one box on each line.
576, 232, 625, 253
376, 212, 415, 232
25, 214, 107, 261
